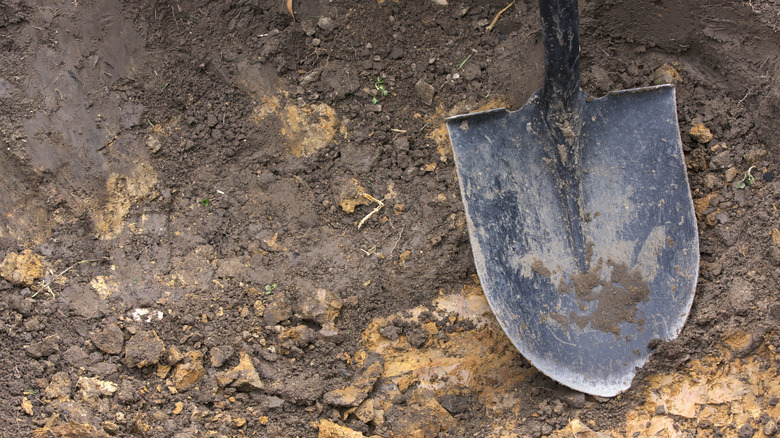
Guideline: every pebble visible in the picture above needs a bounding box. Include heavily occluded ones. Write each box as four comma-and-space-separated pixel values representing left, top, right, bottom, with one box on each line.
210, 345, 234, 368
765, 420, 778, 436
414, 79, 435, 106
297, 288, 343, 326
389, 46, 404, 60
44, 371, 72, 399
690, 123, 713, 144
738, 424, 755, 438
317, 17, 334, 32
124, 330, 165, 368
92, 323, 125, 355
216, 351, 264, 391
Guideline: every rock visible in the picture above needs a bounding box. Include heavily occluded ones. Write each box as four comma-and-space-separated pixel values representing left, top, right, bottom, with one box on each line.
738, 424, 755, 438
172, 351, 207, 391
63, 345, 91, 368
431, 0, 449, 5
102, 420, 120, 435
268, 395, 285, 408
25, 334, 61, 358
210, 345, 234, 368
215, 351, 264, 392
690, 123, 713, 143
279, 325, 316, 348
300, 69, 321, 87
379, 324, 400, 341
297, 288, 343, 326
21, 397, 33, 416
415, 79, 435, 106
301, 20, 317, 36
317, 17, 334, 31
556, 389, 586, 409
725, 167, 740, 183
335, 177, 371, 214
710, 151, 733, 169
389, 46, 404, 60
318, 419, 380, 438
438, 394, 469, 415
125, 330, 165, 368
116, 379, 138, 404
653, 63, 682, 84
44, 371, 72, 400
744, 148, 768, 165
324, 359, 384, 407
77, 376, 118, 406
92, 323, 125, 355
9, 294, 35, 316
165, 345, 185, 365
263, 297, 292, 326
0, 249, 44, 287
215, 257, 246, 279
32, 414, 101, 438
764, 420, 777, 436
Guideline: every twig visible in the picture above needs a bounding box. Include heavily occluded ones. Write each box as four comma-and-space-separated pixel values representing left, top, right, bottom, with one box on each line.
486, 1, 516, 32
32, 258, 105, 298
358, 194, 385, 229
389, 226, 404, 257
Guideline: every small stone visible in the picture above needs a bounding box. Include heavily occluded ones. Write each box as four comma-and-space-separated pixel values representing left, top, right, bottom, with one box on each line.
301, 20, 316, 37
324, 359, 384, 407
690, 123, 713, 144
725, 167, 739, 183
102, 420, 120, 435
77, 376, 118, 406
297, 288, 343, 326
744, 148, 768, 165
172, 351, 207, 391
389, 46, 404, 60
300, 70, 321, 86
165, 345, 185, 365
21, 397, 33, 416
215, 351, 264, 392
63, 345, 91, 368
379, 324, 400, 341
231, 417, 247, 428
653, 63, 682, 84
555, 389, 586, 409
0, 250, 44, 287
263, 298, 292, 326
764, 420, 777, 436
210, 345, 234, 368
44, 371, 72, 400
125, 330, 165, 368
317, 17, 334, 31
173, 401, 184, 415
279, 325, 316, 348
268, 395, 285, 409
25, 334, 60, 358
438, 394, 469, 415
414, 79, 435, 106
318, 419, 375, 438
738, 424, 755, 438
92, 323, 125, 355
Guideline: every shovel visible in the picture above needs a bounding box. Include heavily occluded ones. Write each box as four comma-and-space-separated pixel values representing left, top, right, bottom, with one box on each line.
446, 0, 698, 397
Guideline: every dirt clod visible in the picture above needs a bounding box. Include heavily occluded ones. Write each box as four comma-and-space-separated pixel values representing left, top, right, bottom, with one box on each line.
124, 330, 165, 368
91, 323, 125, 355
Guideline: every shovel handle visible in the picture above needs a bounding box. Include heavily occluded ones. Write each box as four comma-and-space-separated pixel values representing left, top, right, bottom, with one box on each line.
539, 0, 581, 130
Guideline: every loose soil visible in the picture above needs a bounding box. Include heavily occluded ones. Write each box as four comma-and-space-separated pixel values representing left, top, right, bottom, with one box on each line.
1, 0, 779, 437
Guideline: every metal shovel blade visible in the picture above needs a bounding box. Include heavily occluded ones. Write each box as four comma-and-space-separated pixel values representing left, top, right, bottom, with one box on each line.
447, 84, 699, 397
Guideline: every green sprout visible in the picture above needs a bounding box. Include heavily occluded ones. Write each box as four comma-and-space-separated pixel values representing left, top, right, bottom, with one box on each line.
735, 166, 756, 189
264, 284, 278, 294
373, 76, 389, 104
458, 52, 474, 70
201, 198, 211, 207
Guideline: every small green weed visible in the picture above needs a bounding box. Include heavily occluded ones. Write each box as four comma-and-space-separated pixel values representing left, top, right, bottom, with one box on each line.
264, 284, 278, 294
201, 198, 211, 206
373, 76, 389, 104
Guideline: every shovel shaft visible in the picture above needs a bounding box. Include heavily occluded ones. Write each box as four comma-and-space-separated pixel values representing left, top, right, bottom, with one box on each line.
539, 0, 582, 142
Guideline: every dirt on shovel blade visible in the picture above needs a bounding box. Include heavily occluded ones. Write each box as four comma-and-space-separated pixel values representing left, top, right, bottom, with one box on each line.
0, 1, 779, 437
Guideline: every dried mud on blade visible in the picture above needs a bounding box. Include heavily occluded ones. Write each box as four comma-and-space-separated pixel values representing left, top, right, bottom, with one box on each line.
446, 0, 699, 397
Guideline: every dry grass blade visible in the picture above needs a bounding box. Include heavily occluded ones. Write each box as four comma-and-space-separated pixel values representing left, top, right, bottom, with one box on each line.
486, 1, 515, 32
287, 0, 295, 22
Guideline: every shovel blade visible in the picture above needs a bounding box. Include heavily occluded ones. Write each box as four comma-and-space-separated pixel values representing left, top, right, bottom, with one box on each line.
447, 85, 698, 397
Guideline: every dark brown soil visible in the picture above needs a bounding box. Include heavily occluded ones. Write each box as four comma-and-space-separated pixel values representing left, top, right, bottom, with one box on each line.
1, 0, 779, 437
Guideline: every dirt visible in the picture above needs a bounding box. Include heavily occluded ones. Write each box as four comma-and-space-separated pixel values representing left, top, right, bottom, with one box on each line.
0, 0, 779, 437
